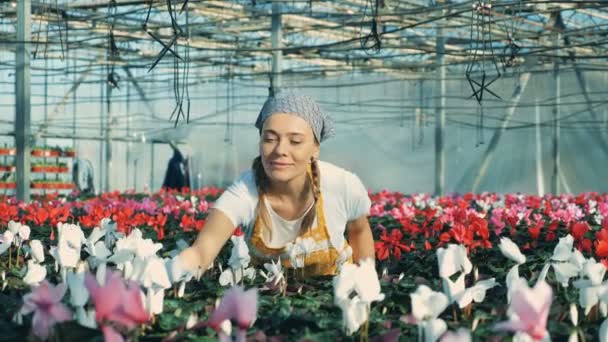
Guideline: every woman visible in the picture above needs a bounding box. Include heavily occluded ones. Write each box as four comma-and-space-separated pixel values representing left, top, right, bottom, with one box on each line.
174, 91, 375, 278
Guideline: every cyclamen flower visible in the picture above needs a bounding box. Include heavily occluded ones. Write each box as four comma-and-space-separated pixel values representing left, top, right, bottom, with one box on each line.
494, 280, 553, 341
208, 285, 258, 342
84, 269, 150, 341
20, 281, 72, 341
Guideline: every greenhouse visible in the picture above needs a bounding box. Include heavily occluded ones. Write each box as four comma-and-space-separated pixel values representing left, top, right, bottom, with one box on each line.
1, 0, 608, 341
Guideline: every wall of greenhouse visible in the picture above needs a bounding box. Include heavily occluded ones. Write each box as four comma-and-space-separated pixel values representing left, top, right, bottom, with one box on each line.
2, 51, 608, 195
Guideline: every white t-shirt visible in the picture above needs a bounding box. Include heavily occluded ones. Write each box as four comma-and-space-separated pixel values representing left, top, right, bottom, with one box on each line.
213, 160, 372, 250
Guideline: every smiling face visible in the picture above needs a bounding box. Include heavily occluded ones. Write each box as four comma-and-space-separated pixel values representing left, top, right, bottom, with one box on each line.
259, 113, 320, 184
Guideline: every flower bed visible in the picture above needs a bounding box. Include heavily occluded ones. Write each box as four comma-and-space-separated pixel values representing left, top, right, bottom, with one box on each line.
0, 189, 607, 341
30, 146, 76, 158
0, 182, 16, 189
0, 148, 16, 156
31, 164, 69, 173
0, 165, 15, 172
30, 181, 75, 190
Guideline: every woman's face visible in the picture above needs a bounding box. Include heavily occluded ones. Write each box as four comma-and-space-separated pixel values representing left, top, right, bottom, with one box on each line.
259, 113, 320, 184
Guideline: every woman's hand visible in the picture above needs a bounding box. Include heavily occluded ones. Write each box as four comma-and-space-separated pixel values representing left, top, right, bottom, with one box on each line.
177, 208, 237, 276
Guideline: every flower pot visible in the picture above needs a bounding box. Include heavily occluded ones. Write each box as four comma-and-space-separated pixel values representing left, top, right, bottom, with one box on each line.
0, 182, 16, 189
0, 148, 15, 156
32, 149, 61, 157
31, 182, 45, 189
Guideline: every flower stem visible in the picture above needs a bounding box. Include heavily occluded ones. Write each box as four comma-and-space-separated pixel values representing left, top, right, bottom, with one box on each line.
15, 246, 21, 268
364, 306, 370, 341
578, 329, 586, 342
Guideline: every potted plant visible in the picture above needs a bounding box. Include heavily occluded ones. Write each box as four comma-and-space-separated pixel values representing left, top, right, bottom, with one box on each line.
0, 182, 16, 189
31, 146, 61, 157
0, 164, 15, 172
63, 147, 76, 157
0, 147, 15, 155
31, 163, 45, 173
31, 180, 46, 189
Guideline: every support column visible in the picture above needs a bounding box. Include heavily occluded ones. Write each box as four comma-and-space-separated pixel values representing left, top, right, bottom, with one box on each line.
271, 1, 282, 96
551, 33, 561, 195
126, 80, 131, 190
99, 81, 104, 194
419, 79, 424, 146
535, 98, 545, 196
44, 59, 48, 148
105, 83, 112, 192
150, 143, 155, 192
434, 21, 446, 196
15, 0, 32, 202
72, 59, 77, 150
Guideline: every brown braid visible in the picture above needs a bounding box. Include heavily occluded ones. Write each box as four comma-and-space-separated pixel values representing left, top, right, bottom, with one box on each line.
299, 158, 320, 235
252, 156, 273, 240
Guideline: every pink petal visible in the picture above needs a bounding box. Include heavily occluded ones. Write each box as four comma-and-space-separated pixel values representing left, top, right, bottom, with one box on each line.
48, 303, 72, 323
83, 273, 100, 297
510, 292, 539, 323
31, 310, 54, 341
48, 282, 68, 303
102, 325, 125, 342
209, 287, 241, 329
121, 282, 149, 324
536, 288, 553, 329
85, 271, 123, 323
104, 282, 149, 330
28, 281, 52, 304
510, 282, 552, 329
234, 288, 258, 329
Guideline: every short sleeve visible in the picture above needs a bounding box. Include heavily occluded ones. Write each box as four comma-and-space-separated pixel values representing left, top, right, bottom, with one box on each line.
344, 171, 371, 222
212, 171, 257, 228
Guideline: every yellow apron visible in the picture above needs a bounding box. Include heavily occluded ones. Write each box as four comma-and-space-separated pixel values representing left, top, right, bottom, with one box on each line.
247, 191, 352, 277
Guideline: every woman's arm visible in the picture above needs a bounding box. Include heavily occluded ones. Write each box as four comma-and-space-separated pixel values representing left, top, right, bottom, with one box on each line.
179, 208, 236, 273
346, 215, 375, 264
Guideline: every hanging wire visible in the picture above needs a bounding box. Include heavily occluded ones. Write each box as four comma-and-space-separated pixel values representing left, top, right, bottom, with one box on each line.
106, 0, 120, 90
165, 0, 190, 127
33, 0, 49, 59
499, 0, 522, 71
55, 0, 65, 60
360, 0, 382, 54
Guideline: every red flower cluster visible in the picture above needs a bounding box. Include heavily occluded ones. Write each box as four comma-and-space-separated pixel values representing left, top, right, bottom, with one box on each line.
0, 187, 221, 240
2, 189, 608, 269
368, 192, 608, 266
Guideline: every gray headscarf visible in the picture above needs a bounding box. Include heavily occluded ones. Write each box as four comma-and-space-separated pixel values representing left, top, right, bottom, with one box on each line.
254, 91, 335, 143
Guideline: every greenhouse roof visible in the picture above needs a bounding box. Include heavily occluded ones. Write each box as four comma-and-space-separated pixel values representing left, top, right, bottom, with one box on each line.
0, 0, 606, 80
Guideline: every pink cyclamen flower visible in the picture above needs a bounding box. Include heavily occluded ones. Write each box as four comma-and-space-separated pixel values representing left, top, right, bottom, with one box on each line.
84, 269, 149, 342
208, 285, 258, 341
494, 280, 553, 341
440, 328, 471, 342
20, 280, 72, 341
